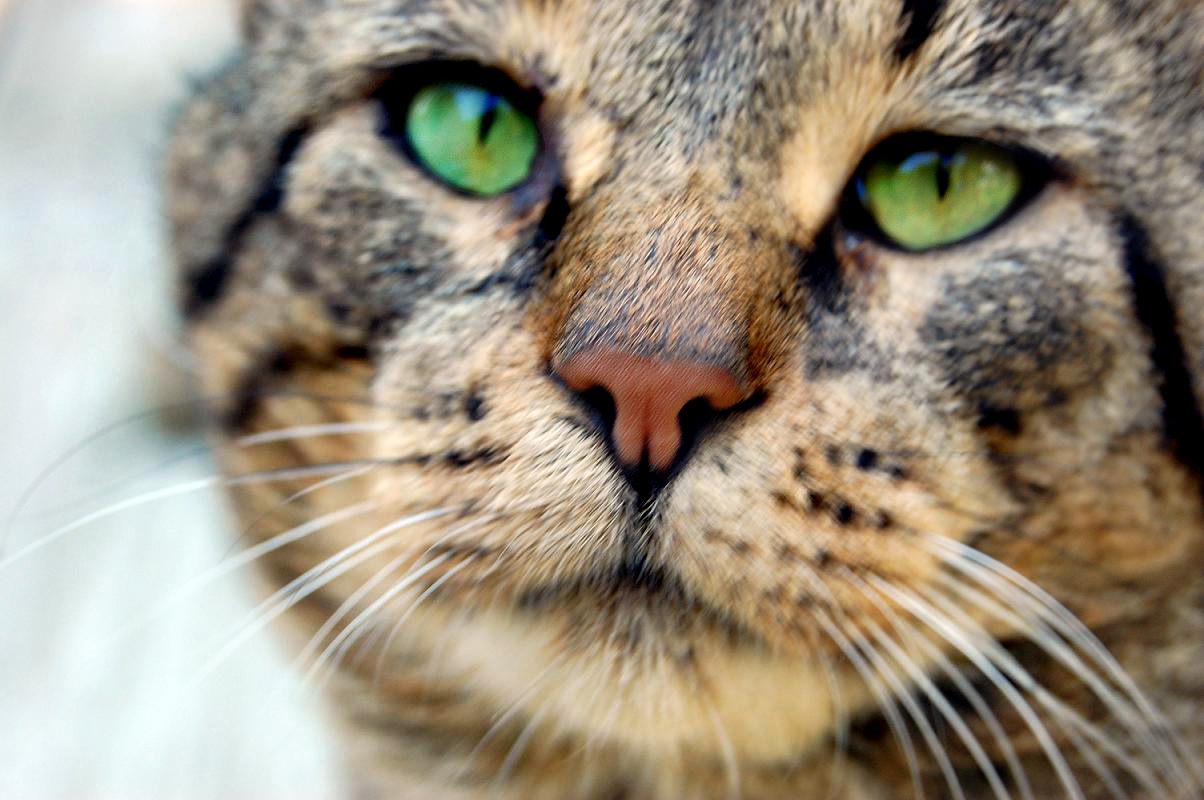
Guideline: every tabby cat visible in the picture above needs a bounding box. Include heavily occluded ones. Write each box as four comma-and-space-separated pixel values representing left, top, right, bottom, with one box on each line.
167, 0, 1204, 797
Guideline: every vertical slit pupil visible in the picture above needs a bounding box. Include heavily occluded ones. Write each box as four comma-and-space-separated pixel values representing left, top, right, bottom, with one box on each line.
935, 154, 952, 199
477, 95, 500, 142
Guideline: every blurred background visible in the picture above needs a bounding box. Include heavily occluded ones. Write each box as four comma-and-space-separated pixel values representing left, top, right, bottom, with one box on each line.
0, 0, 340, 796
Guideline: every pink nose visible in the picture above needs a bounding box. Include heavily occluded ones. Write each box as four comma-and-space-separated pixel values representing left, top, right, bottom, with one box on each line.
556, 349, 746, 471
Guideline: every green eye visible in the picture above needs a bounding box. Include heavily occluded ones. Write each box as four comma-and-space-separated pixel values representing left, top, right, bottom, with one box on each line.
404, 81, 539, 196
855, 139, 1025, 251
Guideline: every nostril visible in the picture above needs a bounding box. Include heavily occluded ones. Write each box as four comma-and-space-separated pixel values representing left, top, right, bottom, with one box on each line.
676, 389, 767, 472
676, 395, 723, 467
574, 385, 618, 443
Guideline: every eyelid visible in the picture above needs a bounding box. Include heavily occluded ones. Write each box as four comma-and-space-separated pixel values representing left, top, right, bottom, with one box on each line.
372, 61, 543, 130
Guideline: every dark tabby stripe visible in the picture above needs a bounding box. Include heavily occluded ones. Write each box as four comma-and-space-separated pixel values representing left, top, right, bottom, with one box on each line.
182, 126, 310, 319
220, 343, 372, 430
794, 228, 845, 314
895, 0, 945, 61
1117, 212, 1204, 498
222, 346, 307, 430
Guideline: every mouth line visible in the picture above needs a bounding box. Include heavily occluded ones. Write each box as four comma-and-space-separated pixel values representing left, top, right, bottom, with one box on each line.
515, 553, 671, 609
515, 555, 763, 647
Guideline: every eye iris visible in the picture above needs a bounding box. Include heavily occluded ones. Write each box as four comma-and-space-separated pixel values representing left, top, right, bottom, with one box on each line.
859, 141, 1022, 250
405, 82, 538, 195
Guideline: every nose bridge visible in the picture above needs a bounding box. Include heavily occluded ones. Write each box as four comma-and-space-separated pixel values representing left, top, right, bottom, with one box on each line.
552, 194, 753, 379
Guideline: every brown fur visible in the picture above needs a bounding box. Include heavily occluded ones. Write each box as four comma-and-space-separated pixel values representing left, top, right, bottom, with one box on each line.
168, 1, 1204, 797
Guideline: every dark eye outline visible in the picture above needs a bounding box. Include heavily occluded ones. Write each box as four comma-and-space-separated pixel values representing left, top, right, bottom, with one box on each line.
838, 132, 1054, 253
373, 61, 548, 199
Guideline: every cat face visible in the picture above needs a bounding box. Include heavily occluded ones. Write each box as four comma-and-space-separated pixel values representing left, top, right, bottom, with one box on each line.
169, 0, 1204, 796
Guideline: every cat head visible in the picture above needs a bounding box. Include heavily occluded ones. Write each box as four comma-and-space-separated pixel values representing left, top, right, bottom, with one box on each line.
168, 0, 1204, 794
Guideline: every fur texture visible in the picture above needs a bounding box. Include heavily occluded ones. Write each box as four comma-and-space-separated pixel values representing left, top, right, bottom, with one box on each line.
168, 1, 1204, 797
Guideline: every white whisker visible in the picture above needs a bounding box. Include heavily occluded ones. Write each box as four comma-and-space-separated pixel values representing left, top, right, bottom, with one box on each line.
924, 534, 1194, 779
293, 548, 417, 675
365, 555, 479, 685
112, 498, 378, 641
919, 582, 1160, 799
492, 700, 547, 791
301, 552, 455, 687
189, 537, 390, 687
871, 576, 1087, 800
702, 696, 742, 800
5, 422, 385, 539
1, 402, 215, 554
850, 573, 1010, 800
234, 420, 395, 447
1041, 688, 1162, 800
223, 463, 376, 557
285, 505, 465, 606
340, 513, 510, 676
874, 594, 1036, 800
813, 609, 927, 800
842, 608, 967, 800
769, 558, 925, 799
924, 534, 1196, 795
188, 505, 461, 685
0, 462, 379, 573
368, 517, 509, 683
933, 570, 1168, 795
816, 637, 851, 796
1045, 702, 1129, 800
451, 655, 566, 785
0, 476, 221, 573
